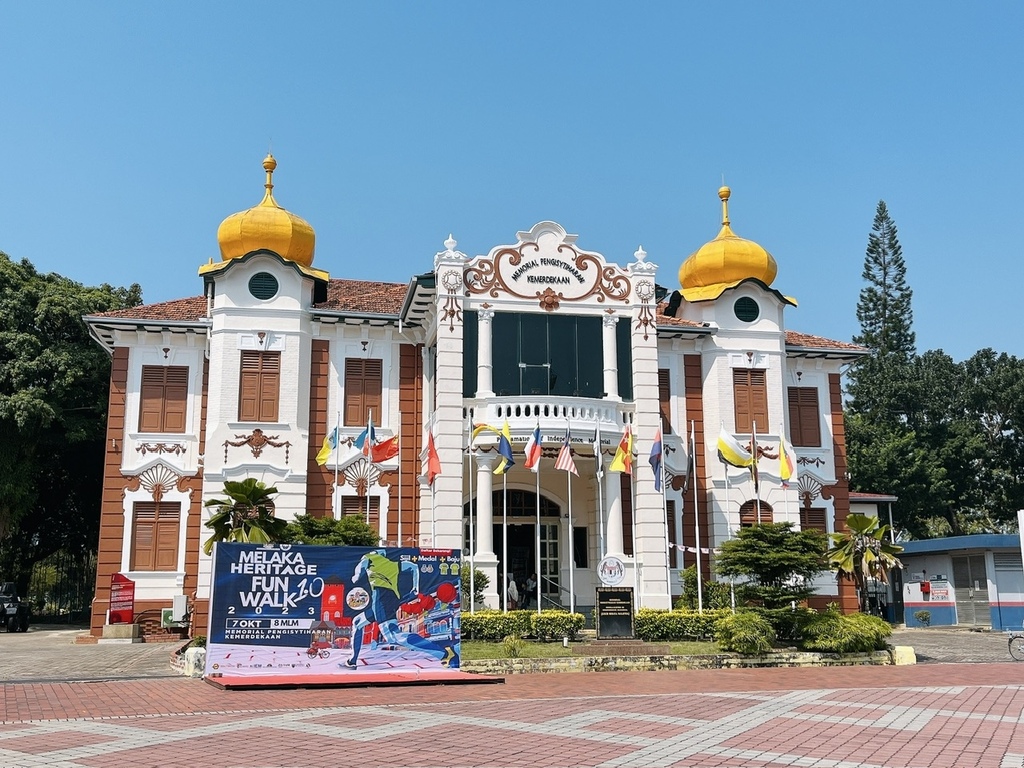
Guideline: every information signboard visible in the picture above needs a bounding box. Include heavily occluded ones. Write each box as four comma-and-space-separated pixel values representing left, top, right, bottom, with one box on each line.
108, 573, 135, 624
205, 544, 461, 678
596, 587, 634, 639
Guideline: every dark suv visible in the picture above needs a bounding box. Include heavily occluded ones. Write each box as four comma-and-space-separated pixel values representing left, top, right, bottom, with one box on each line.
1, 582, 30, 632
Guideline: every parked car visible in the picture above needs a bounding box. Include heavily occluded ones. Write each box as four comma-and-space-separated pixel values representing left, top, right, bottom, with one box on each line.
1, 582, 30, 632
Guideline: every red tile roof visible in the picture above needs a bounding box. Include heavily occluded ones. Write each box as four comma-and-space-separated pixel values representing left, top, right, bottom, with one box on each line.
785, 330, 867, 353
655, 302, 704, 328
89, 280, 410, 322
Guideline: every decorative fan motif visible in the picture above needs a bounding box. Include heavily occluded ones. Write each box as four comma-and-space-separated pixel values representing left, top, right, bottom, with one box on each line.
135, 464, 187, 502
797, 474, 822, 509
344, 458, 384, 498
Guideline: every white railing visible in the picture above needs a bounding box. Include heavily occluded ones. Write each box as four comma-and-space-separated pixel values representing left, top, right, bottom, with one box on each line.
464, 396, 634, 438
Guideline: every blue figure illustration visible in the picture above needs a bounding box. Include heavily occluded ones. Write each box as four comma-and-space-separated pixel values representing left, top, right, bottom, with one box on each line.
344, 549, 455, 668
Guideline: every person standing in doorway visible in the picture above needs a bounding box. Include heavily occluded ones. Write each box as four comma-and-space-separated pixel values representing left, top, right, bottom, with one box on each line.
506, 573, 519, 610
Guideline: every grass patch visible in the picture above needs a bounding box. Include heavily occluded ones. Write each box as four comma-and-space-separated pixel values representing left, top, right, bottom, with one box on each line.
460, 639, 720, 660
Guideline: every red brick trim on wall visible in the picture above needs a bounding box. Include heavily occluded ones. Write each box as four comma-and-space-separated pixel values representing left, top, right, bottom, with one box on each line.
682, 355, 711, 566
829, 372, 859, 614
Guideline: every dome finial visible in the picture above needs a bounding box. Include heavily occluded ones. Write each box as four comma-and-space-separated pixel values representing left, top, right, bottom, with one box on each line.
719, 185, 731, 227
262, 153, 278, 203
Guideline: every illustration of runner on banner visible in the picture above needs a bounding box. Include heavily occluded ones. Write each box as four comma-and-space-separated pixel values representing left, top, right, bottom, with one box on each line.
205, 544, 460, 678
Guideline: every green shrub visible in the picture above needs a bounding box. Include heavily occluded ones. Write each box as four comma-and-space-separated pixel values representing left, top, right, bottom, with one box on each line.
461, 609, 584, 641
913, 610, 931, 627
802, 611, 892, 653
460, 565, 489, 608
635, 608, 731, 642
502, 635, 526, 658
674, 566, 734, 610
750, 607, 818, 643
715, 612, 776, 654
532, 610, 585, 641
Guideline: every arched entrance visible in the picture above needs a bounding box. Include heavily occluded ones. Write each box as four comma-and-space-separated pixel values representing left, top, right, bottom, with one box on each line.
464, 489, 562, 606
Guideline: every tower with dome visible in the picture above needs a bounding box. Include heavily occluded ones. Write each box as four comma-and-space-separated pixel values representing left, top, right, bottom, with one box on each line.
84, 160, 866, 638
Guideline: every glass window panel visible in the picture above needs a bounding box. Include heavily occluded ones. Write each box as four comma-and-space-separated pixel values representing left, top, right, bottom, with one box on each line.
616, 319, 633, 400
463, 311, 478, 398
576, 316, 603, 397
548, 315, 576, 396
492, 313, 519, 396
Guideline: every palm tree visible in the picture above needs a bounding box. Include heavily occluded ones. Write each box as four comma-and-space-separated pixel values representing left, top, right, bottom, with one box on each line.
826, 513, 903, 613
202, 478, 288, 555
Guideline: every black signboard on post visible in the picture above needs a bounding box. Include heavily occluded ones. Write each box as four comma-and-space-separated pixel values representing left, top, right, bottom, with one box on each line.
596, 587, 634, 639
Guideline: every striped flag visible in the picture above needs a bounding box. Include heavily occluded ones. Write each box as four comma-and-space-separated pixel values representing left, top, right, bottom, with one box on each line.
315, 427, 338, 466
716, 426, 753, 468
554, 429, 578, 476
608, 425, 633, 474
426, 432, 441, 485
524, 424, 542, 473
779, 437, 797, 488
649, 429, 663, 492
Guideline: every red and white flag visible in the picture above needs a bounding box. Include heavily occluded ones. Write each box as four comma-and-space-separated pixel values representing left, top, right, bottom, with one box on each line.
554, 429, 578, 476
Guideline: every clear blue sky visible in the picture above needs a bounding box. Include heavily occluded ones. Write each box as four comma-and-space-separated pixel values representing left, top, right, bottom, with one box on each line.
1, 3, 1020, 362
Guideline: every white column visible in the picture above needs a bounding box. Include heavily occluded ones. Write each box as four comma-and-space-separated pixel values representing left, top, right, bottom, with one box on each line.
476, 308, 495, 398
475, 454, 496, 557
602, 315, 619, 400
473, 453, 500, 608
605, 468, 625, 556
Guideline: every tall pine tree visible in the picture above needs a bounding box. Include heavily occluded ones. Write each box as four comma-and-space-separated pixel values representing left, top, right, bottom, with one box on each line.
847, 201, 916, 417
846, 202, 938, 538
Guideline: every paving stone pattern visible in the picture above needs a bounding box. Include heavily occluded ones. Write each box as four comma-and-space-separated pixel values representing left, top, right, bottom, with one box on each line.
1, 626, 1023, 767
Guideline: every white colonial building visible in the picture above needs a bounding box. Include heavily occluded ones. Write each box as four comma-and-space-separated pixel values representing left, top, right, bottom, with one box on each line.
85, 156, 864, 637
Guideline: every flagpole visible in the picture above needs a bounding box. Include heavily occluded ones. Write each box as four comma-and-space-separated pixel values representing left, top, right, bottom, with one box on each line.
333, 409, 341, 518
535, 438, 541, 614
397, 412, 403, 546
595, 422, 605, 560
659, 431, 668, 603
365, 410, 373, 526
753, 420, 761, 524
502, 472, 508, 613
692, 421, 703, 613
467, 420, 476, 614
631, 440, 641, 610
566, 421, 575, 614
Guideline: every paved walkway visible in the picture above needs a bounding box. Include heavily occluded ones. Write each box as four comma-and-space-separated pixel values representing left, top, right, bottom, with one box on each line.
2, 626, 1024, 767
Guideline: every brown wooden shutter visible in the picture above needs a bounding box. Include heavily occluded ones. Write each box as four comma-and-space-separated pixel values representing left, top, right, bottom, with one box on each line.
733, 369, 768, 434
162, 367, 188, 432
800, 507, 827, 533
131, 503, 157, 570
342, 496, 380, 531
239, 352, 280, 422
666, 500, 677, 568
344, 358, 383, 426
239, 352, 261, 421
739, 500, 774, 526
258, 353, 280, 422
788, 386, 821, 447
155, 505, 181, 569
658, 368, 673, 435
620, 474, 633, 556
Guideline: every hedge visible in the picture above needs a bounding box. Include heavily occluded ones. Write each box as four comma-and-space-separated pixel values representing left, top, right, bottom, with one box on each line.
460, 609, 585, 641
633, 609, 731, 642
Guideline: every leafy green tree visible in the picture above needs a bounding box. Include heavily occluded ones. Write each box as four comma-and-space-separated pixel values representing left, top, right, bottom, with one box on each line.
826, 513, 903, 613
714, 523, 827, 608
0, 253, 140, 594
281, 513, 379, 546
460, 564, 489, 608
203, 479, 289, 554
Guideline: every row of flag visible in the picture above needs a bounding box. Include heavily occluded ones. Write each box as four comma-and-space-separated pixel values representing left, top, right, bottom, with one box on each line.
319, 416, 797, 490
315, 415, 400, 467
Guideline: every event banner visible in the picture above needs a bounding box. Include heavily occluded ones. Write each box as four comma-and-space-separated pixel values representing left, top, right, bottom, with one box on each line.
205, 544, 461, 677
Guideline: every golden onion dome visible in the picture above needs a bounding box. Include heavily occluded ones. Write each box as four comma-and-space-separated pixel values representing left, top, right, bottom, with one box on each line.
678, 186, 777, 302
216, 154, 316, 267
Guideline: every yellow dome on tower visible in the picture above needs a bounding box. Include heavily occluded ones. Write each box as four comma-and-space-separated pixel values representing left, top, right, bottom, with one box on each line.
678, 186, 777, 302
216, 154, 316, 267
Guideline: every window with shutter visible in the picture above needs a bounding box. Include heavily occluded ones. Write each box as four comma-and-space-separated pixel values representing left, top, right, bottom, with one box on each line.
238, 351, 280, 422
787, 387, 821, 447
131, 502, 180, 571
733, 369, 768, 434
139, 366, 189, 433
799, 507, 827, 533
658, 369, 673, 434
739, 500, 773, 527
341, 496, 380, 530
344, 358, 384, 426
666, 500, 678, 568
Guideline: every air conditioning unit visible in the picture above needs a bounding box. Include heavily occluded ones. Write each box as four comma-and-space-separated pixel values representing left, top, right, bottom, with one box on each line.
161, 595, 189, 628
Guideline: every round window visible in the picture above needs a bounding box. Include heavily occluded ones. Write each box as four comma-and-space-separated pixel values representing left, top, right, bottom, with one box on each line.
734, 297, 759, 322
248, 272, 279, 300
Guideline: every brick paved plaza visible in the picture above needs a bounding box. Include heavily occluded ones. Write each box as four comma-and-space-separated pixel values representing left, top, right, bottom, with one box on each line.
2, 629, 1024, 767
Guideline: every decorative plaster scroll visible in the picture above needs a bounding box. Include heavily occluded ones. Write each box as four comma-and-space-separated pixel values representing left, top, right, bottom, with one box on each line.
123, 464, 192, 503
343, 458, 384, 497
439, 270, 463, 333
464, 225, 631, 309
634, 279, 656, 340
223, 428, 291, 463
797, 455, 827, 468
135, 442, 187, 457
